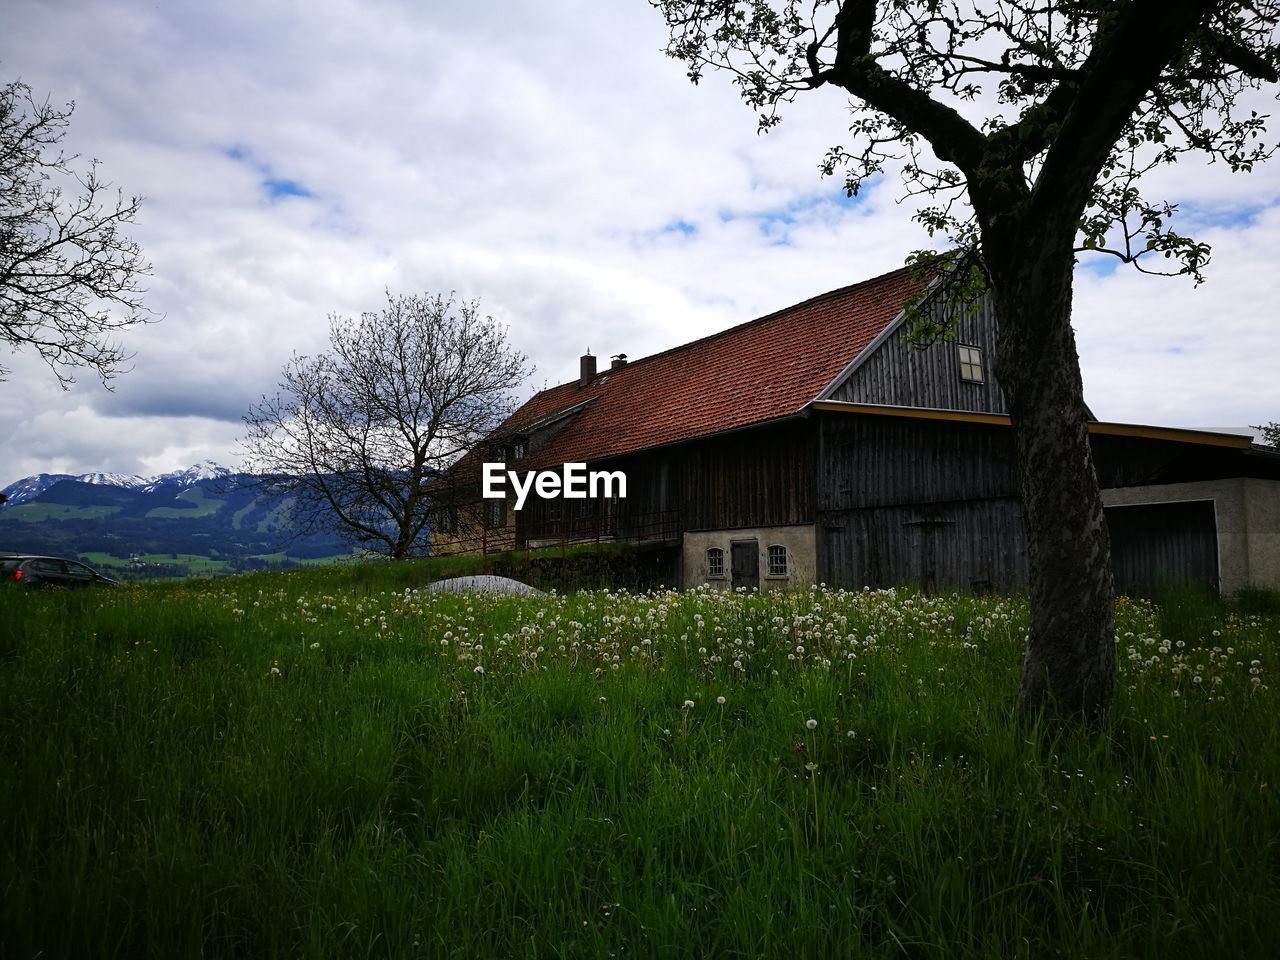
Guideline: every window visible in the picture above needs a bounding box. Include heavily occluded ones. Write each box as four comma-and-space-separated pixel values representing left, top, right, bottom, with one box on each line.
706, 547, 724, 579
64, 562, 95, 581
435, 505, 458, 535
486, 498, 506, 529
767, 544, 788, 577
511, 439, 526, 460
957, 344, 984, 383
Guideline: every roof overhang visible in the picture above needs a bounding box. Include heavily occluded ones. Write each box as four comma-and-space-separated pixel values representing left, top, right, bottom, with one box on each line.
809, 400, 1253, 449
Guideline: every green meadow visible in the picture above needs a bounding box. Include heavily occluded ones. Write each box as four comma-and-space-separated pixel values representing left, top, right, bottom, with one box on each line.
1, 566, 1276, 958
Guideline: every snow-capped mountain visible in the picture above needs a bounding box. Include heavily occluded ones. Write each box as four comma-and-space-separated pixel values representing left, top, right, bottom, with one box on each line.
142, 460, 233, 493
0, 460, 350, 576
77, 472, 148, 489
1, 461, 237, 506
0, 473, 75, 506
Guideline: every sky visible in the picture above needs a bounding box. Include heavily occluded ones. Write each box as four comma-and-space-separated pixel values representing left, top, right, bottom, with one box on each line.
1, 0, 1278, 486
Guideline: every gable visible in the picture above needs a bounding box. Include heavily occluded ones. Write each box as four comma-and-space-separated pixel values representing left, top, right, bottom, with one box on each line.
820, 291, 1009, 414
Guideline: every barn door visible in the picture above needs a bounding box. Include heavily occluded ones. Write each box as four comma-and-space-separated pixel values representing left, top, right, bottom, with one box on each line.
730, 539, 759, 591
1106, 500, 1219, 597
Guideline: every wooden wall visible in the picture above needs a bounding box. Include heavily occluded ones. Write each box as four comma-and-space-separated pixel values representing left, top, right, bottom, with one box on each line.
829, 296, 1008, 414
514, 418, 818, 542
679, 421, 815, 530
819, 498, 1028, 594
815, 413, 1026, 591
817, 413, 1018, 511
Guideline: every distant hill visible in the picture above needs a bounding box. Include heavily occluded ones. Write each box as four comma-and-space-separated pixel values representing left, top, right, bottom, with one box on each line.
0, 462, 356, 579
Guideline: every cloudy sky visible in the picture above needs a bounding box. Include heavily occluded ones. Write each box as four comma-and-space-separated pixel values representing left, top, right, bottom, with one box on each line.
2, 1, 1277, 486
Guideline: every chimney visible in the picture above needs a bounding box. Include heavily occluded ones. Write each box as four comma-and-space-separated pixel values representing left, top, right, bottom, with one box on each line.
579, 351, 597, 386
610, 353, 628, 370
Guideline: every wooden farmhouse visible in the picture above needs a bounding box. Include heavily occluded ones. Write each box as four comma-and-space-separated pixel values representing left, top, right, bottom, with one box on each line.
438, 264, 1280, 597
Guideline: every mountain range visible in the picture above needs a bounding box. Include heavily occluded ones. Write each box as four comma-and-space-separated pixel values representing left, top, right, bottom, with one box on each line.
1, 460, 236, 506
0, 461, 351, 578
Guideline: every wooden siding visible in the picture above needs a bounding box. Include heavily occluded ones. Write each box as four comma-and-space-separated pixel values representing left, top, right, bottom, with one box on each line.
1106, 500, 1220, 597
680, 421, 815, 531
514, 419, 817, 542
828, 295, 1008, 414
819, 498, 1027, 593
816, 411, 1024, 591
514, 449, 674, 543
817, 413, 1018, 512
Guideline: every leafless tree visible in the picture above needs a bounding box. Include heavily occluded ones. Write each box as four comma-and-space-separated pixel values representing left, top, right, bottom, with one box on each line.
241, 291, 531, 560
0, 78, 153, 386
650, 0, 1280, 721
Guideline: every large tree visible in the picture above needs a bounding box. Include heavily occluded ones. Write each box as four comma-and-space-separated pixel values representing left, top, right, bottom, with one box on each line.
651, 0, 1280, 720
0, 79, 153, 386
241, 292, 531, 560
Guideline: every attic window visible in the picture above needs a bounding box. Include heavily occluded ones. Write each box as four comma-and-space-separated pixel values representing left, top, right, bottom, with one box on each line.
957, 344, 984, 383
706, 547, 724, 579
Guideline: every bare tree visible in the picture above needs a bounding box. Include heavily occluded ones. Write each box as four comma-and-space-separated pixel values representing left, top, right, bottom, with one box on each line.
241, 291, 531, 560
0, 78, 153, 386
650, 0, 1280, 721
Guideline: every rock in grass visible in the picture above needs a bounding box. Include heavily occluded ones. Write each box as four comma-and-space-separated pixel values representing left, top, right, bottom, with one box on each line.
426, 575, 542, 595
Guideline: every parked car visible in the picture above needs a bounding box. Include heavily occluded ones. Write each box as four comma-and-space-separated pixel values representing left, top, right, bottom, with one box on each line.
0, 555, 119, 588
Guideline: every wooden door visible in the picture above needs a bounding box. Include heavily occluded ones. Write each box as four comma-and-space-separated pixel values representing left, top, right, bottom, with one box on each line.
730, 539, 759, 591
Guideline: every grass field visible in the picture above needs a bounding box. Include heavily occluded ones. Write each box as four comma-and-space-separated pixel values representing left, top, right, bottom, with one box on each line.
145, 487, 226, 519
75, 551, 358, 579
1, 566, 1276, 958
0, 502, 121, 522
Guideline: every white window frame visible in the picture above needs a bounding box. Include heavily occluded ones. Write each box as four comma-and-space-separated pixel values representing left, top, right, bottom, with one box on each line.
706, 547, 725, 579
957, 343, 984, 383
767, 544, 788, 578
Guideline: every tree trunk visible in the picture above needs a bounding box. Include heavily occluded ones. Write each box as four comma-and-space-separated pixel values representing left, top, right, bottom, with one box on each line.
988, 241, 1116, 722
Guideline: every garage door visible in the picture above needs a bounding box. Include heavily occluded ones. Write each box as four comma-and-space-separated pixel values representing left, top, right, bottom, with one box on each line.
1105, 499, 1219, 597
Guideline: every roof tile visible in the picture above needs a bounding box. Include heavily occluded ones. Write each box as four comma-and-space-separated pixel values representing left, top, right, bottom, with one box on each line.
495, 264, 927, 468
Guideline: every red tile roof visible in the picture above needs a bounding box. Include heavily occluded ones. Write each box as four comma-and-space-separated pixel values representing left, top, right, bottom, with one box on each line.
493, 264, 929, 469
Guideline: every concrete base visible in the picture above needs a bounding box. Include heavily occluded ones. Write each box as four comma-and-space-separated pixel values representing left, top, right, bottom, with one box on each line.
682, 524, 817, 592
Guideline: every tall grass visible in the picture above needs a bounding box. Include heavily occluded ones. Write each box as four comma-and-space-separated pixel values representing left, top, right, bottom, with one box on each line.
1, 570, 1276, 958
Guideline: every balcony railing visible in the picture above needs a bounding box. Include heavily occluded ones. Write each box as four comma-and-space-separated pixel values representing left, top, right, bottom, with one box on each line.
431, 508, 682, 559
519, 508, 681, 547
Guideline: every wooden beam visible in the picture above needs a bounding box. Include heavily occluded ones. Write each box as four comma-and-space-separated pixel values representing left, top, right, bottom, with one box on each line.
809, 401, 1252, 448
810, 400, 1012, 425
1087, 422, 1251, 449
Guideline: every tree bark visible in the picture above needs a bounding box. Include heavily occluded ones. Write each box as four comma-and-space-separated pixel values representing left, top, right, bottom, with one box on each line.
986, 235, 1116, 722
